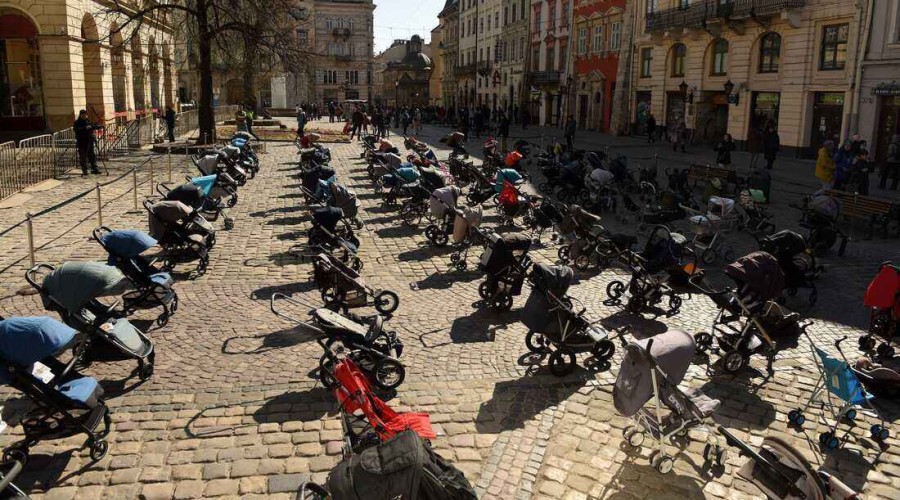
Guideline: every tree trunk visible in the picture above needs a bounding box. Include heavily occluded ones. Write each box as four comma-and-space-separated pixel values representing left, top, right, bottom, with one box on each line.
242, 33, 259, 111
197, 1, 216, 144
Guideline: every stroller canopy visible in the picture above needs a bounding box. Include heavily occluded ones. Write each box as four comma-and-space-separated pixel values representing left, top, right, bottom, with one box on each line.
329, 183, 359, 218
500, 232, 532, 253
190, 175, 216, 197
0, 316, 76, 370
42, 262, 130, 314
708, 196, 735, 217
168, 182, 206, 205
395, 166, 420, 183
495, 169, 523, 192
530, 263, 574, 298
614, 328, 696, 418
149, 200, 193, 240
724, 251, 785, 302
864, 263, 900, 312
430, 186, 460, 218
101, 230, 157, 260
642, 226, 687, 273
312, 206, 344, 232
759, 230, 807, 259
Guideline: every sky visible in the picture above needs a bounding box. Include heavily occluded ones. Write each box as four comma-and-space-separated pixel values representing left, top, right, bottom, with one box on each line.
373, 0, 445, 54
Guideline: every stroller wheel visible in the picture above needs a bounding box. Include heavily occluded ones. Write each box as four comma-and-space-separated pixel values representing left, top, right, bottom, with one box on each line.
455, 260, 468, 271
843, 409, 857, 422
723, 248, 736, 262
548, 348, 577, 377
224, 217, 235, 231
574, 254, 592, 271
870, 424, 890, 441
89, 439, 109, 462
650, 452, 674, 474
666, 295, 683, 317
372, 358, 406, 390
701, 249, 717, 265
2, 445, 28, 465
432, 231, 449, 247
877, 343, 896, 359
694, 332, 713, 353
591, 339, 615, 361
606, 281, 626, 300
478, 281, 492, 300
525, 331, 550, 353
139, 362, 154, 381
374, 291, 400, 315
493, 294, 514, 312
723, 351, 746, 374
819, 431, 840, 450
788, 409, 806, 427
228, 194, 238, 208
557, 245, 571, 262
624, 427, 645, 447
156, 312, 169, 328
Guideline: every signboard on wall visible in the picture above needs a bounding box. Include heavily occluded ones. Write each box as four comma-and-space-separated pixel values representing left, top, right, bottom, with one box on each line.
873, 81, 900, 96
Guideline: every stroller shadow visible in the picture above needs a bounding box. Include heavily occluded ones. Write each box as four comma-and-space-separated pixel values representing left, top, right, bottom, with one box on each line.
249, 206, 307, 218
821, 445, 881, 492
449, 307, 518, 344
276, 230, 307, 241
474, 377, 584, 433
252, 387, 334, 424
277, 193, 308, 200
249, 281, 317, 301
265, 215, 310, 226
596, 460, 706, 499
411, 270, 481, 291
8, 450, 74, 494
364, 205, 397, 214
363, 215, 401, 226
243, 252, 306, 268
374, 226, 420, 239
599, 311, 668, 340
699, 379, 777, 430
221, 325, 316, 355
396, 246, 444, 263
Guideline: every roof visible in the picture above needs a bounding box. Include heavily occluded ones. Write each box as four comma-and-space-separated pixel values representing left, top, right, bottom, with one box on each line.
399, 51, 432, 70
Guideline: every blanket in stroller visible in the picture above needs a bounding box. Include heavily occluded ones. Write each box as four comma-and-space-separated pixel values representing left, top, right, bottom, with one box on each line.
452, 205, 482, 243
430, 186, 461, 219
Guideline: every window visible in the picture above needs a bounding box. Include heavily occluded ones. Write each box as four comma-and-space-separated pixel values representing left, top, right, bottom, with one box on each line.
670, 43, 686, 77
677, 0, 690, 8
323, 70, 337, 84
549, 3, 556, 30
611, 22, 621, 50
711, 38, 728, 76
758, 32, 781, 73
558, 44, 567, 71
647, 0, 658, 13
495, 12, 500, 29
577, 28, 587, 54
481, 17, 484, 33
479, 47, 483, 62
593, 26, 603, 52
561, 1, 569, 28
325, 18, 334, 30
504, 6, 509, 25
820, 23, 849, 70
519, 37, 525, 61
296, 29, 308, 46
641, 47, 653, 77
534, 5, 541, 32
345, 70, 359, 85
546, 45, 555, 72
512, 4, 517, 22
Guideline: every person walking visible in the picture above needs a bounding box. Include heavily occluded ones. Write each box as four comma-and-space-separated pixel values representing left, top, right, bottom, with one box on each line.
815, 140, 836, 190
498, 112, 511, 153
833, 139, 854, 190
646, 114, 657, 144
74, 110, 100, 175
350, 106, 364, 140
564, 115, 577, 153
762, 124, 780, 169
413, 107, 422, 136
245, 106, 260, 140
746, 127, 762, 169
851, 149, 873, 195
164, 105, 176, 142
878, 134, 900, 190
297, 107, 308, 136
713, 133, 736, 167
671, 120, 686, 153
235, 105, 248, 132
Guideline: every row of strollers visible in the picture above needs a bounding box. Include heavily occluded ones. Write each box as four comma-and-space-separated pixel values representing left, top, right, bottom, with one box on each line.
0, 132, 260, 486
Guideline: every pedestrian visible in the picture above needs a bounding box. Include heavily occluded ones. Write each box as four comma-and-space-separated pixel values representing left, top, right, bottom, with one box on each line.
350, 106, 364, 140
74, 109, 101, 175
833, 139, 854, 190
297, 106, 308, 136
164, 105, 176, 142
671, 120, 686, 153
413, 107, 422, 136
498, 112, 511, 153
245, 106, 260, 140
879, 134, 900, 190
815, 140, 836, 190
851, 149, 873, 195
762, 124, 780, 169
714, 133, 736, 167
850, 134, 865, 156
564, 115, 577, 153
746, 127, 762, 169
646, 114, 657, 144
235, 105, 247, 132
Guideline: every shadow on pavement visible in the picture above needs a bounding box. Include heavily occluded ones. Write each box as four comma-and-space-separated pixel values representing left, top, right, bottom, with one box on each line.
249, 281, 317, 301
374, 225, 420, 239
252, 387, 333, 424
249, 206, 308, 218
474, 377, 583, 433
599, 311, 668, 339
449, 306, 518, 344
7, 450, 73, 495
221, 325, 316, 355
411, 270, 480, 291
700, 379, 777, 430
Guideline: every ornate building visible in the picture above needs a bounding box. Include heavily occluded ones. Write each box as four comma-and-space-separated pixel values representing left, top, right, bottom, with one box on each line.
429, 23, 445, 106
571, 0, 625, 131
529, 0, 574, 126
381, 36, 433, 108
499, 0, 529, 112
858, 0, 900, 161
438, 0, 460, 109
311, 0, 375, 104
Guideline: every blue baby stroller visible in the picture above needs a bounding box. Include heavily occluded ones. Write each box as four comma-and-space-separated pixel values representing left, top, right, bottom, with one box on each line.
92, 227, 178, 326
788, 335, 890, 451
379, 163, 421, 206
191, 153, 240, 206
0, 316, 112, 463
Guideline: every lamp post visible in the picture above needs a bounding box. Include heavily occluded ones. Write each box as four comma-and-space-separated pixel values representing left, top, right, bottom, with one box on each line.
723, 79, 738, 105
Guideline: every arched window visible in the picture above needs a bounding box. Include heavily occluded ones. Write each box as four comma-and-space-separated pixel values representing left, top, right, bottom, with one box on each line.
758, 33, 781, 73
670, 44, 686, 77
710, 38, 728, 76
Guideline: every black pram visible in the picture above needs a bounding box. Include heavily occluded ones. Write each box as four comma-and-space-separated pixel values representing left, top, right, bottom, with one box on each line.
477, 233, 532, 311
145, 200, 212, 275
758, 230, 822, 305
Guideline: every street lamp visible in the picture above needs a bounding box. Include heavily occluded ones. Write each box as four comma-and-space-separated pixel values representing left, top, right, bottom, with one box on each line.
678, 80, 689, 97
724, 79, 739, 105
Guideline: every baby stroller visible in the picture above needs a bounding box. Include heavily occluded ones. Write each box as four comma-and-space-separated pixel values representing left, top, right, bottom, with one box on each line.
329, 183, 364, 230
795, 194, 846, 256
312, 253, 400, 315
521, 263, 617, 376
445, 206, 487, 271
788, 335, 890, 450
496, 181, 537, 226
26, 263, 155, 380
0, 316, 112, 463
92, 227, 178, 326
270, 296, 405, 390
299, 206, 362, 271
693, 251, 799, 374
157, 180, 232, 228
144, 200, 212, 275
194, 148, 248, 186
379, 163, 421, 207
191, 152, 241, 206
557, 204, 603, 264
758, 230, 822, 306
525, 197, 566, 243
685, 196, 739, 264
477, 233, 532, 311
614, 329, 726, 473
738, 189, 774, 236
859, 262, 900, 358
424, 185, 462, 247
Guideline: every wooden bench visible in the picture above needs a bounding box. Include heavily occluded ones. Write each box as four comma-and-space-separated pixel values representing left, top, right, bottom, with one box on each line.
823, 189, 898, 239
686, 163, 740, 195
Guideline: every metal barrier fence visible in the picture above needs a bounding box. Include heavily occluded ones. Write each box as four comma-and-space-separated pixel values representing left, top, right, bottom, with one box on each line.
0, 141, 18, 199
174, 109, 199, 140
15, 135, 56, 192
52, 127, 77, 173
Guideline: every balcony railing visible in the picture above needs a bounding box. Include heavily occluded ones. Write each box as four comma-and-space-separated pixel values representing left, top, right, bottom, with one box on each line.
332, 28, 351, 37
531, 71, 561, 85
646, 0, 805, 32
334, 54, 353, 62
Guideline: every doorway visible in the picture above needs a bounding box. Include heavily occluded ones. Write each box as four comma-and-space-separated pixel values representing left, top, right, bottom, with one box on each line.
578, 94, 588, 129
875, 96, 899, 163
810, 92, 845, 155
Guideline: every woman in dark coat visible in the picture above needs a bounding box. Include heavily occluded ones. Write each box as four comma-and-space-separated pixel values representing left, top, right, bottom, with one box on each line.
763, 125, 780, 170
714, 133, 736, 167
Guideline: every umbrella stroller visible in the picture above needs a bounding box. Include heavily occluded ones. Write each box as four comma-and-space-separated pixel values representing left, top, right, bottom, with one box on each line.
614, 329, 726, 474
859, 262, 900, 359
26, 263, 155, 380
300, 206, 362, 271
312, 253, 400, 315
193, 148, 247, 186
694, 251, 799, 374
477, 232, 532, 311
758, 230, 822, 306
788, 336, 890, 450
92, 227, 178, 326
521, 263, 617, 376
0, 316, 112, 463
144, 200, 212, 275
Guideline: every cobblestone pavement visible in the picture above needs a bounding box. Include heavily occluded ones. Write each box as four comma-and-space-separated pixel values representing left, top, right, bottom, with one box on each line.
0, 120, 898, 499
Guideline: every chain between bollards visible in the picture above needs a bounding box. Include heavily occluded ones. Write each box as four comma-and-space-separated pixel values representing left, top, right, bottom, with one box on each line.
95, 183, 103, 227
25, 212, 35, 267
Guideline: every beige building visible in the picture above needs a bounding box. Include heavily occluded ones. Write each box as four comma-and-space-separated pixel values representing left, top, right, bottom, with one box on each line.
0, 0, 178, 133
858, 0, 900, 161
631, 0, 866, 156
499, 0, 529, 112
429, 23, 445, 106
312, 0, 375, 104
438, 0, 460, 109
380, 36, 433, 108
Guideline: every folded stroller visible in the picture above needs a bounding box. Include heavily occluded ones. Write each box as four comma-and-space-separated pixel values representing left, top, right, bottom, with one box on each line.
270, 296, 405, 390
300, 206, 362, 271
144, 200, 212, 275
614, 328, 725, 474
521, 263, 616, 376
0, 317, 112, 463
788, 336, 890, 450
477, 232, 532, 311
92, 227, 178, 326
859, 262, 900, 359
758, 230, 822, 306
26, 263, 155, 380
312, 253, 399, 315
694, 251, 799, 374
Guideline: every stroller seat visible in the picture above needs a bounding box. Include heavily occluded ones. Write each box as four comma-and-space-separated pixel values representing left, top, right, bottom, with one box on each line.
682, 387, 720, 419
313, 309, 368, 337
57, 377, 103, 407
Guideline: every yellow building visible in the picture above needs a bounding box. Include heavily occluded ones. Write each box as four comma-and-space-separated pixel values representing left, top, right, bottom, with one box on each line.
0, 0, 178, 133
631, 0, 864, 156
430, 23, 445, 106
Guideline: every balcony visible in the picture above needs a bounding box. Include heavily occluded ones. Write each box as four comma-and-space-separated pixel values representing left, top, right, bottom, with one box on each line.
334, 54, 353, 62
646, 0, 806, 32
531, 71, 561, 85
332, 28, 351, 37
476, 62, 492, 77
458, 63, 477, 76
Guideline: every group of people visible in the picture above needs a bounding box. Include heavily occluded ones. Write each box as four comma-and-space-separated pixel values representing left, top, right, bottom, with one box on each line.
234, 104, 261, 141
815, 134, 900, 194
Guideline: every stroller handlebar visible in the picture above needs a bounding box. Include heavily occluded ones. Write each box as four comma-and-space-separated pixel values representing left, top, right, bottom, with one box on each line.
0, 453, 25, 493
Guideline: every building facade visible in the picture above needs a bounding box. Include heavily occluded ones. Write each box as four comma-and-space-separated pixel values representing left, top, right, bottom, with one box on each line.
529, 0, 574, 126
457, 0, 503, 108
572, 0, 625, 131
499, 0, 530, 113
373, 39, 410, 105
858, 0, 900, 161
429, 24, 445, 106
0, 0, 178, 132
381, 36, 433, 108
311, 0, 375, 104
438, 0, 460, 109
630, 0, 865, 156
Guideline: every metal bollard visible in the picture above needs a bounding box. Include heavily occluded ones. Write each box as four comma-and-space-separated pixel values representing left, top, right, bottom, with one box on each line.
149, 157, 155, 195
167, 148, 173, 182
132, 167, 138, 209
96, 183, 103, 227
25, 212, 35, 267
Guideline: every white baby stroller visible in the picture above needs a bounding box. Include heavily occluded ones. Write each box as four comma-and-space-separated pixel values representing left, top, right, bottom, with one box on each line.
684, 196, 739, 264
614, 328, 727, 473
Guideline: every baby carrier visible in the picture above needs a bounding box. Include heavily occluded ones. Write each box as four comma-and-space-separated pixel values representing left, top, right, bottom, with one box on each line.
478, 233, 532, 311
859, 262, 900, 359
26, 263, 155, 380
144, 200, 212, 275
92, 227, 178, 326
312, 253, 400, 315
520, 263, 616, 376
0, 316, 112, 463
758, 230, 822, 305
